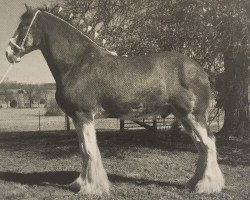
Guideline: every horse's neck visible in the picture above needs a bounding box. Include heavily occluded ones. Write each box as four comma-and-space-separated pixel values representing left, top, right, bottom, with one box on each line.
39, 12, 101, 84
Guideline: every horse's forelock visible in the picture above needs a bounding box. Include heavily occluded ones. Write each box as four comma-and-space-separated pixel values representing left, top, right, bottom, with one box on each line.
20, 5, 51, 22
20, 11, 33, 21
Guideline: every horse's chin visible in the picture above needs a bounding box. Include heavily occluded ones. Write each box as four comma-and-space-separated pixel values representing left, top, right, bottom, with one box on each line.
6, 54, 21, 64
15, 57, 21, 63
11, 56, 21, 63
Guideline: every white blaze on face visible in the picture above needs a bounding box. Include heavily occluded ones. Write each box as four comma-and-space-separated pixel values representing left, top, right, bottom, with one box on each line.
6, 37, 19, 63
6, 35, 26, 63
6, 44, 14, 57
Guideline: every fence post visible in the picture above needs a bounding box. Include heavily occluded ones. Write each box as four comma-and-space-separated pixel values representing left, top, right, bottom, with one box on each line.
120, 119, 125, 132
38, 110, 41, 132
153, 117, 157, 132
217, 109, 220, 131
65, 114, 70, 131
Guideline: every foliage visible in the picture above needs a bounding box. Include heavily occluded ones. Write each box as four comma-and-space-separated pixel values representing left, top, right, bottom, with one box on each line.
0, 82, 14, 107
47, 0, 249, 135
45, 98, 64, 116
40, 99, 46, 104
10, 100, 17, 108
0, 82, 56, 91
55, 0, 248, 71
0, 82, 56, 108
3, 91, 14, 107
22, 84, 40, 107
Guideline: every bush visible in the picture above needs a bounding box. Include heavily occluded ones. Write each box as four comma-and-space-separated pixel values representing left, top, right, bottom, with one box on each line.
40, 99, 46, 104
10, 100, 17, 108
45, 98, 64, 116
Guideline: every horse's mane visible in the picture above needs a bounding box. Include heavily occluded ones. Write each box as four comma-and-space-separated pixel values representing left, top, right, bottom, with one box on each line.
21, 5, 80, 25
20, 5, 116, 54
21, 5, 92, 36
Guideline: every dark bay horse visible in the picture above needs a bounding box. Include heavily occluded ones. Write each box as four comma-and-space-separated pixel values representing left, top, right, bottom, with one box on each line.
6, 5, 224, 195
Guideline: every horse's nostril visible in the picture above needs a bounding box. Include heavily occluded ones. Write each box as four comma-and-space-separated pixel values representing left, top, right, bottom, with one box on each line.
5, 50, 14, 63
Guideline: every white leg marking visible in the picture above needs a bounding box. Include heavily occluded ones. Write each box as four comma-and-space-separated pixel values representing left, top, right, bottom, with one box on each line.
190, 121, 225, 194
71, 121, 109, 195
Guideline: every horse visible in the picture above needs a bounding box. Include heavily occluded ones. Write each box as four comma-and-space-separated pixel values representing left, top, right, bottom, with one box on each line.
5, 5, 225, 195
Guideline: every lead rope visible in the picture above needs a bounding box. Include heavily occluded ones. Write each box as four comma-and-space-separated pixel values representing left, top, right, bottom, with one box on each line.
0, 64, 14, 84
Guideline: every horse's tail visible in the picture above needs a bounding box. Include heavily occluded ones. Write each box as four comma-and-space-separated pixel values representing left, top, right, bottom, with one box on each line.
178, 60, 211, 116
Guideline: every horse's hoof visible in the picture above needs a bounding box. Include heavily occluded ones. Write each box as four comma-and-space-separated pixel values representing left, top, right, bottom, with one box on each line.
67, 176, 110, 195
67, 180, 81, 193
194, 176, 225, 194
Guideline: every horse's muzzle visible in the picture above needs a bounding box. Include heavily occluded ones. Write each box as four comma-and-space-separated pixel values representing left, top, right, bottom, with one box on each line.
6, 45, 21, 63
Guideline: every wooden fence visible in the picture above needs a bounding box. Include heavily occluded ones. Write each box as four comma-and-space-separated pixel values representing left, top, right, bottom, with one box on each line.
119, 115, 176, 131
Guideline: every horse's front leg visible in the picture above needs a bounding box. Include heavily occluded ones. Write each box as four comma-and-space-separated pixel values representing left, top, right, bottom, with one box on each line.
70, 112, 109, 195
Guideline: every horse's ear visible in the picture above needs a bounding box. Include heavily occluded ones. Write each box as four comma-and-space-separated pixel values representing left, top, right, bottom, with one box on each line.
25, 3, 32, 12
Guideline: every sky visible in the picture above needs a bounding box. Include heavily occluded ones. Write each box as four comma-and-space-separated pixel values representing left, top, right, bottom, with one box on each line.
0, 0, 55, 83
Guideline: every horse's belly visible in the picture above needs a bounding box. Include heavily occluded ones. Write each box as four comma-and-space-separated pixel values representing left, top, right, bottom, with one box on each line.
99, 100, 171, 119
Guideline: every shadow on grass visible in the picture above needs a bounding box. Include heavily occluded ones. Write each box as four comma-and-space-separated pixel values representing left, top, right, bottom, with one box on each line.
0, 130, 196, 158
0, 130, 248, 167
216, 137, 250, 167
0, 171, 78, 186
108, 174, 185, 189
0, 171, 185, 191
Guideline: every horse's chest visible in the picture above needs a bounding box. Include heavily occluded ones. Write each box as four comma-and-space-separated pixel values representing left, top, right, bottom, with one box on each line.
55, 82, 98, 113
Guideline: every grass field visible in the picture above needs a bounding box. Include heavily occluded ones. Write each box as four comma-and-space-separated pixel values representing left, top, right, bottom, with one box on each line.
0, 108, 222, 132
0, 108, 249, 199
0, 108, 119, 132
0, 129, 249, 200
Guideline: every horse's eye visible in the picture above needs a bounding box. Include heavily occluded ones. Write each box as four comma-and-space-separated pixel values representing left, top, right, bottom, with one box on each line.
19, 26, 28, 35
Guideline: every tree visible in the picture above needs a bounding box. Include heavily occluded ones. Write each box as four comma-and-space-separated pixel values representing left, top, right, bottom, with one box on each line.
57, 0, 249, 137
39, 84, 51, 107
4, 90, 14, 108
10, 100, 17, 108
215, 0, 249, 137
23, 84, 41, 108
1, 83, 14, 108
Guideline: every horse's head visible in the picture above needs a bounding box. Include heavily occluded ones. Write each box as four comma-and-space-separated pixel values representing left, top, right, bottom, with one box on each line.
6, 4, 42, 63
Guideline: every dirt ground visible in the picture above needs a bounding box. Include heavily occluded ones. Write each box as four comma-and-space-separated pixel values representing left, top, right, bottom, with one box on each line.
0, 129, 249, 200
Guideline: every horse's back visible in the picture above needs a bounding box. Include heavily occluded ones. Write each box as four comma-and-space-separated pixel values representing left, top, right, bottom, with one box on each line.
94, 51, 210, 117
99, 50, 209, 94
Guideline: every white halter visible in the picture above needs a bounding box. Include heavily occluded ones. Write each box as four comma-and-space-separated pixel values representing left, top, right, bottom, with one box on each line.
9, 10, 40, 51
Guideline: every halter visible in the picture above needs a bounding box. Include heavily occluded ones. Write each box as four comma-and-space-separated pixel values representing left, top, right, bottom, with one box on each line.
9, 10, 40, 51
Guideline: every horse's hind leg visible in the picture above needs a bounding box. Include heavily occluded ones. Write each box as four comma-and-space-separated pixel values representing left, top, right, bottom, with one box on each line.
69, 112, 109, 195
180, 113, 225, 194
180, 120, 205, 186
